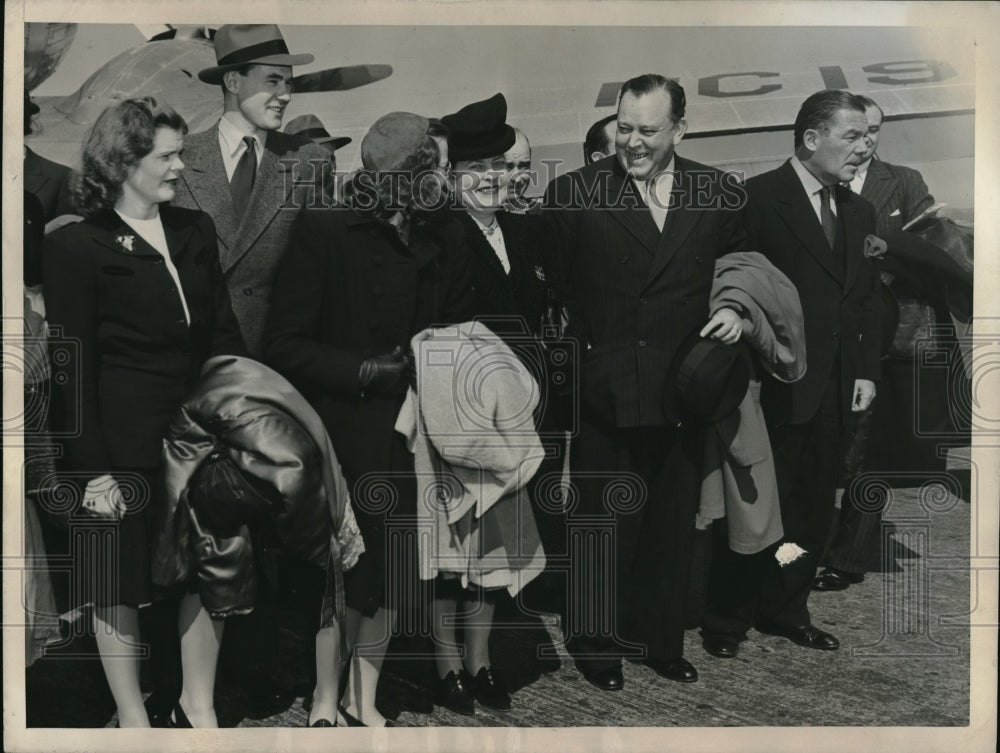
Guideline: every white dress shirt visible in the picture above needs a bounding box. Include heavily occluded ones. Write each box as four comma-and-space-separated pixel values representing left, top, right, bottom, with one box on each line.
849, 158, 873, 195
790, 155, 838, 224
472, 214, 511, 274
218, 115, 266, 182
635, 156, 676, 232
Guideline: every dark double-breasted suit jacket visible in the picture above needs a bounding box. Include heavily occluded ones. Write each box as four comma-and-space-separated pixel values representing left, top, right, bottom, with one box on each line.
543, 154, 746, 429
743, 160, 882, 426
171, 125, 330, 355
543, 154, 746, 662
43, 206, 246, 477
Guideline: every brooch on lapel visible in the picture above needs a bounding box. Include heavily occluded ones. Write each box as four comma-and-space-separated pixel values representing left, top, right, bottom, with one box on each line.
116, 234, 136, 253
534, 265, 546, 282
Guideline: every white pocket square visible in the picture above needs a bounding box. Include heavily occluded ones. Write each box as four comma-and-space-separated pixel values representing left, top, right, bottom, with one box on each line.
890, 209, 901, 216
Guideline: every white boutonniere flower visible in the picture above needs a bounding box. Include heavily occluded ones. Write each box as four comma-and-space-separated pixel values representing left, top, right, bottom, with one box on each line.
534, 265, 546, 282
775, 542, 807, 566
116, 234, 135, 253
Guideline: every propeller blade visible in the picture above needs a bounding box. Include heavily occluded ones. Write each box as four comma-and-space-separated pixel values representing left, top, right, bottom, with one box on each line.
292, 64, 392, 93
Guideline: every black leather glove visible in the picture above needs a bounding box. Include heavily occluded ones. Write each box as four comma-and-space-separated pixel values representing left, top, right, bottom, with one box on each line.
358, 345, 412, 396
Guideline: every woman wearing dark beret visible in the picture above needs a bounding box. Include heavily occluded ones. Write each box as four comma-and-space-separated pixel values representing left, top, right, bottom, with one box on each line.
263, 111, 476, 726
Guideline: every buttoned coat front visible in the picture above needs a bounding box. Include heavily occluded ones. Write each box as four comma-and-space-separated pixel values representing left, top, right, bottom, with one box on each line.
262, 207, 477, 612
543, 154, 746, 428
43, 206, 246, 475
742, 160, 882, 425
171, 125, 330, 355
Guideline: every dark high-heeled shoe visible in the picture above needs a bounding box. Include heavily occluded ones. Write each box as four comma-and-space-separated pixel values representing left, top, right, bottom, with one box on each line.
338, 705, 367, 727
167, 703, 193, 728
309, 717, 336, 727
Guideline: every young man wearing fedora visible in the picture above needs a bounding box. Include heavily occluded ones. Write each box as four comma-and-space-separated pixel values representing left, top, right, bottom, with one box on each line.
169, 23, 331, 715
542, 74, 746, 691
171, 24, 331, 357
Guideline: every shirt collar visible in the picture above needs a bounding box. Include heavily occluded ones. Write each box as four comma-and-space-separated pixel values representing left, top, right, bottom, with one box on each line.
790, 155, 829, 197
636, 155, 676, 201
219, 114, 266, 158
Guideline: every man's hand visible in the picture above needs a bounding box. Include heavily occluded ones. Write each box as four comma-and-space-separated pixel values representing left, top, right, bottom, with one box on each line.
699, 307, 743, 345
358, 345, 412, 396
852, 379, 877, 412
81, 474, 126, 517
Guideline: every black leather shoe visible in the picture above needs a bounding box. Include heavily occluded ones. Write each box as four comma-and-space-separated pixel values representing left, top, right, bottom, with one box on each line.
580, 666, 624, 692
813, 568, 864, 591
309, 717, 336, 727
702, 635, 740, 658
757, 622, 840, 650
167, 703, 193, 728
466, 667, 511, 710
647, 657, 699, 683
435, 670, 475, 715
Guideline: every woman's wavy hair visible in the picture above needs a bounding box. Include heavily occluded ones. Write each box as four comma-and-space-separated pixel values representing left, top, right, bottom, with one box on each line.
72, 97, 188, 217
342, 120, 449, 220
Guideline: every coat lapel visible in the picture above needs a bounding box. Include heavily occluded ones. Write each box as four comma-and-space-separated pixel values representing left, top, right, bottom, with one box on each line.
602, 162, 661, 254
178, 125, 240, 266
160, 205, 196, 262
643, 159, 703, 289
774, 160, 844, 284
838, 187, 868, 294
233, 132, 297, 264
859, 159, 896, 219
24, 149, 49, 195
90, 211, 160, 258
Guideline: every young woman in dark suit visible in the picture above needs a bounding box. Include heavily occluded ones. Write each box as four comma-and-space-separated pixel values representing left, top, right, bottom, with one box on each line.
43, 97, 245, 727
264, 112, 476, 727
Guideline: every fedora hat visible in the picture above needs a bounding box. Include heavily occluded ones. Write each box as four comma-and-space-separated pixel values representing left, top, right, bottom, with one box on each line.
442, 93, 516, 162
285, 114, 352, 151
198, 25, 313, 85
667, 329, 751, 425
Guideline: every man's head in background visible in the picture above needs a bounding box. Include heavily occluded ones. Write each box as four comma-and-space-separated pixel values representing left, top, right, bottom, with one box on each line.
853, 94, 883, 164
503, 127, 533, 202
584, 113, 617, 165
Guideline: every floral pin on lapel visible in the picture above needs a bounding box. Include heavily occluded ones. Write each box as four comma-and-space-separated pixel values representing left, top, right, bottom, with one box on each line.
116, 234, 136, 253
534, 265, 546, 282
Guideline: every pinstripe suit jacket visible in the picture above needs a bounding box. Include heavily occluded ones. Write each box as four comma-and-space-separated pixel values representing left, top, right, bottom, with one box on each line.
172, 123, 330, 355
543, 155, 746, 428
859, 158, 934, 238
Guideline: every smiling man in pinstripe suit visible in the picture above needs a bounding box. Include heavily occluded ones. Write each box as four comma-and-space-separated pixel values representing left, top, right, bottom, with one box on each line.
543, 74, 746, 691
